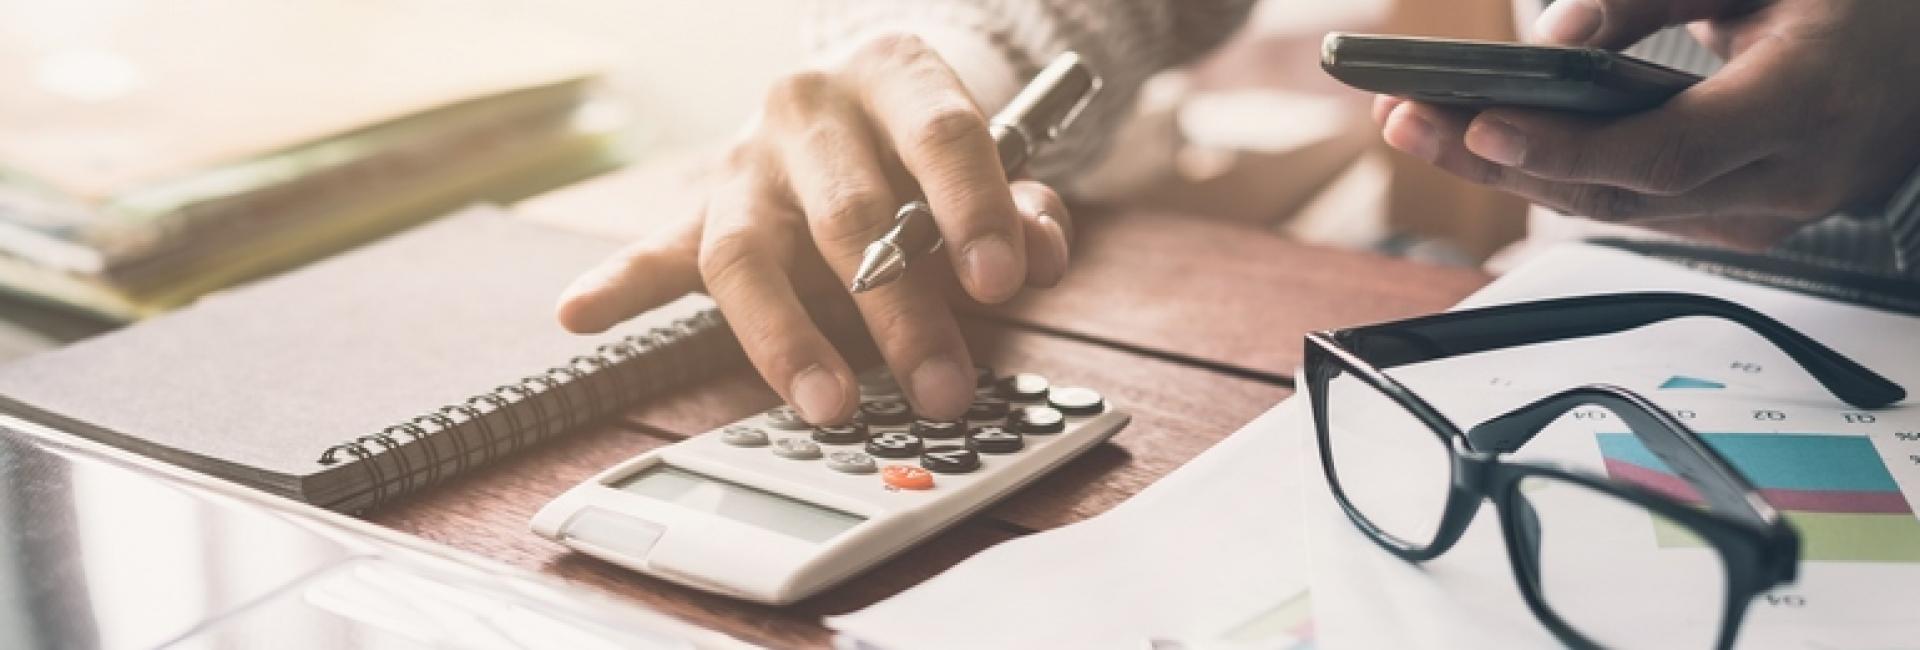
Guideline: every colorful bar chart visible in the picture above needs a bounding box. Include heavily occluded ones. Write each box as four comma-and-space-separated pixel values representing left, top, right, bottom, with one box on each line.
1597, 432, 1920, 563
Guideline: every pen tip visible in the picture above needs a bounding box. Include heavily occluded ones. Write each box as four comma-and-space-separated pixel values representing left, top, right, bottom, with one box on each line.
849, 278, 870, 294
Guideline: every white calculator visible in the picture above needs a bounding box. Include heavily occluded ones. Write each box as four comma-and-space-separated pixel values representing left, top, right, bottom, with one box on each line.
531, 365, 1129, 604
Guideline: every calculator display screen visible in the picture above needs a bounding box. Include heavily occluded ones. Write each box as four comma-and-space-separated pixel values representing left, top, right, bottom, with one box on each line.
616, 465, 864, 543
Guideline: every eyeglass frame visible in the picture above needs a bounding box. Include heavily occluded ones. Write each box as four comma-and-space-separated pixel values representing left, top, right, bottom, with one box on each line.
1303, 291, 1904, 649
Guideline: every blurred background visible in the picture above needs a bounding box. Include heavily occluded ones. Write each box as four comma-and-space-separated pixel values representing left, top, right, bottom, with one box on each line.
0, 0, 1527, 359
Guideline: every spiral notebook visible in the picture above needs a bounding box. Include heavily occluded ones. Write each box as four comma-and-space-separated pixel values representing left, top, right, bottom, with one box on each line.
0, 207, 741, 512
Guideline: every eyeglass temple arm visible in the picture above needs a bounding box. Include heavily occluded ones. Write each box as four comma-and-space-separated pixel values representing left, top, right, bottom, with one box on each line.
1339, 292, 1903, 409
1467, 385, 1774, 529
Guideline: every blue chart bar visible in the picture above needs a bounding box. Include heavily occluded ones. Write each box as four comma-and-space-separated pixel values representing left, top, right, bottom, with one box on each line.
1599, 432, 1920, 562
1658, 375, 1727, 390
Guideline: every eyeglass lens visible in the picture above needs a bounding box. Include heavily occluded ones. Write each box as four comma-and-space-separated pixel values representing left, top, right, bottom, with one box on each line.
1323, 372, 1454, 550
1511, 475, 1730, 648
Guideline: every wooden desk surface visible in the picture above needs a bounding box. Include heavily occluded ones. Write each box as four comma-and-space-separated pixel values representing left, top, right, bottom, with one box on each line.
368, 212, 1489, 648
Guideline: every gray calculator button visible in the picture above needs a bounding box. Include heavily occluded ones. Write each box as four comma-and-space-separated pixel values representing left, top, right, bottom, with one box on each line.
771, 437, 823, 460
1048, 386, 1105, 416
764, 405, 810, 431
720, 425, 770, 447
825, 451, 878, 474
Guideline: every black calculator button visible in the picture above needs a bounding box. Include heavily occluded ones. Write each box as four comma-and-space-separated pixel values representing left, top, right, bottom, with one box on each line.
720, 425, 770, 447
966, 397, 1011, 421
812, 422, 869, 445
1048, 386, 1105, 416
860, 398, 914, 425
998, 372, 1050, 401
974, 365, 996, 388
911, 419, 965, 440
764, 405, 811, 431
920, 445, 982, 474
967, 424, 1024, 454
866, 431, 924, 459
1009, 405, 1066, 434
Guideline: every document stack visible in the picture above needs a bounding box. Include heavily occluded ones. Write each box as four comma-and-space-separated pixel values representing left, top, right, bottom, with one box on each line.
0, 1, 626, 320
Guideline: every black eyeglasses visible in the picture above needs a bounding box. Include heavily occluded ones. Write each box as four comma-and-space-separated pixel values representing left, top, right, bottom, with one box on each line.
1304, 292, 1904, 649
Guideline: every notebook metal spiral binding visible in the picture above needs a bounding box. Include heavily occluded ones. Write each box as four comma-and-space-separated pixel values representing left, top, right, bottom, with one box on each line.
315, 309, 733, 509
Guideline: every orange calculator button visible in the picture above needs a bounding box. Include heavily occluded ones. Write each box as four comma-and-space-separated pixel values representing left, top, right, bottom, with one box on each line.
881, 465, 935, 490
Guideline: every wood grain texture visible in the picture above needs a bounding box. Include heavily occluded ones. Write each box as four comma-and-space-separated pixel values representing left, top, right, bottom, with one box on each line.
365, 414, 1020, 648
985, 211, 1491, 376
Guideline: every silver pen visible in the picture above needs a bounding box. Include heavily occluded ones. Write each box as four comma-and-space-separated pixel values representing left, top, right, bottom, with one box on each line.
849, 51, 1102, 294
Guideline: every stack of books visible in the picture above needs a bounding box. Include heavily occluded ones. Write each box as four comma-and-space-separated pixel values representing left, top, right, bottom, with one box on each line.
0, 1, 629, 320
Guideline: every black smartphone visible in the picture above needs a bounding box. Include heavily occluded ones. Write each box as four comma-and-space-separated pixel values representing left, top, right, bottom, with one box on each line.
1321, 32, 1702, 114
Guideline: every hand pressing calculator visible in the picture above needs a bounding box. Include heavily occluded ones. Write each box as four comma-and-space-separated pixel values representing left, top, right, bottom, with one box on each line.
531, 365, 1129, 604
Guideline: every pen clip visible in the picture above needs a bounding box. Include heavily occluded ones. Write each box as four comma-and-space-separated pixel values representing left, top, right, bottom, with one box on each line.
1049, 71, 1103, 140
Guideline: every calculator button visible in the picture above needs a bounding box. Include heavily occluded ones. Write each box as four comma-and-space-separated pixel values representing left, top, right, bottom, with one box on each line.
999, 372, 1050, 401
764, 405, 811, 431
1009, 405, 1066, 434
974, 365, 996, 388
967, 424, 1024, 454
771, 438, 822, 460
860, 398, 914, 425
1048, 386, 1105, 415
911, 419, 965, 440
920, 445, 982, 474
719, 425, 770, 447
966, 397, 1011, 421
826, 451, 877, 474
882, 465, 935, 490
866, 431, 924, 459
812, 422, 869, 445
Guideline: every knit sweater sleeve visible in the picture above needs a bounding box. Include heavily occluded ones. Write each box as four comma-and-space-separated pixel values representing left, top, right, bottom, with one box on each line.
806, 0, 1256, 184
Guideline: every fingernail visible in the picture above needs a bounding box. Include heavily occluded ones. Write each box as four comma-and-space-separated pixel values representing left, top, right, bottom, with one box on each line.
963, 234, 1020, 301
1390, 111, 1442, 162
1536, 0, 1602, 45
909, 356, 972, 420
789, 365, 845, 423
1036, 212, 1070, 285
1466, 117, 1528, 167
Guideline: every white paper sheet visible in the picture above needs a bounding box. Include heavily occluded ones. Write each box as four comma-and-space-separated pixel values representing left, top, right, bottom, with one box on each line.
1306, 244, 1920, 649
827, 400, 1318, 650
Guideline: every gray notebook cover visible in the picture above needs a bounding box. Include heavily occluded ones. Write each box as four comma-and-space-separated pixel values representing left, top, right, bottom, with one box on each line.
0, 206, 724, 510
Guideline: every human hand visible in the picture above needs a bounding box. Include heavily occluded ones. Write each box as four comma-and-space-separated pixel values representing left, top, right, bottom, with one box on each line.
1375, 0, 1920, 249
554, 34, 1073, 424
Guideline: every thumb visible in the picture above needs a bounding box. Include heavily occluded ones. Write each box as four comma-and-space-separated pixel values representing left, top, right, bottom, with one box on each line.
1534, 0, 1749, 49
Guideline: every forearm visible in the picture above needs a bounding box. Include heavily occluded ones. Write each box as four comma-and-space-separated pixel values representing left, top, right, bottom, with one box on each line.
807, 0, 1255, 184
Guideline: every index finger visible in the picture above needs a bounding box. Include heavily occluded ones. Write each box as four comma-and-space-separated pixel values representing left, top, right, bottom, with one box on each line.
843, 34, 1027, 304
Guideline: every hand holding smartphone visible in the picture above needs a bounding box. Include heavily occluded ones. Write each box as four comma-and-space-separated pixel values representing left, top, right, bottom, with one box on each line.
1321, 32, 1701, 114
